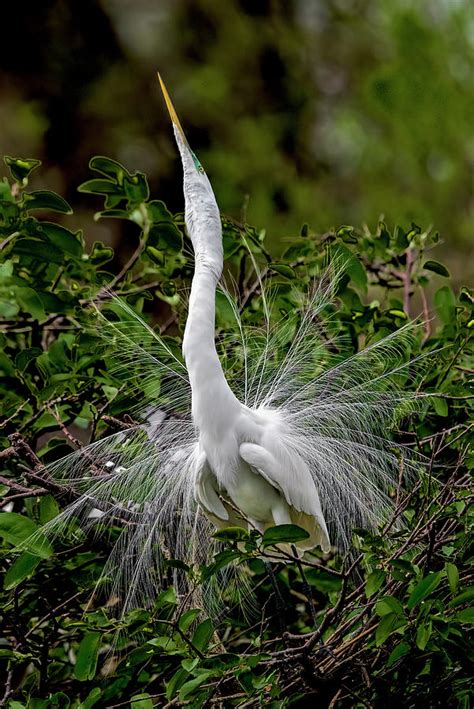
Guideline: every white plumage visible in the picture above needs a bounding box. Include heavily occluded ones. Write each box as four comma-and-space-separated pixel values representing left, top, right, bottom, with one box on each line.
160, 75, 331, 551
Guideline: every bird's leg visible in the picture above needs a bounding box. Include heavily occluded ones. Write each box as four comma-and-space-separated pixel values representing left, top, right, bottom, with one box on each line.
264, 561, 288, 647
289, 545, 335, 661
271, 500, 292, 526
290, 544, 319, 630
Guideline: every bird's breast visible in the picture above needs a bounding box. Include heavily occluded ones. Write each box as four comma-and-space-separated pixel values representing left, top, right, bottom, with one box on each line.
224, 461, 281, 523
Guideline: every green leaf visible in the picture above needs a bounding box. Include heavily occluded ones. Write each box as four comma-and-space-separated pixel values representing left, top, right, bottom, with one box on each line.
386, 642, 410, 667
0, 299, 19, 318
179, 608, 201, 633
89, 155, 129, 182
147, 200, 173, 223
89, 241, 114, 265
16, 287, 46, 320
4, 552, 41, 589
15, 347, 43, 372
0, 178, 14, 202
388, 309, 408, 319
4, 156, 41, 183
0, 350, 15, 374
305, 568, 342, 593
0, 198, 19, 221
0, 259, 14, 279
129, 694, 153, 709
377, 221, 391, 249
454, 608, 474, 625
215, 290, 238, 328
271, 263, 296, 279
74, 632, 101, 681
0, 512, 52, 558
123, 173, 150, 204
222, 225, 243, 258
336, 225, 358, 243
164, 558, 190, 572
148, 222, 183, 252
375, 596, 404, 617
365, 569, 386, 598
331, 243, 367, 290
43, 693, 69, 708
179, 672, 213, 701
201, 550, 241, 581
262, 524, 310, 547
213, 527, 250, 542
78, 688, 102, 709
23, 190, 72, 214
449, 587, 474, 607
459, 286, 473, 306
407, 572, 442, 610
13, 238, 64, 264
416, 620, 432, 650
155, 586, 177, 608
433, 397, 448, 417
423, 260, 450, 277
147, 636, 180, 652
78, 179, 123, 195
434, 286, 456, 324
165, 668, 189, 700
394, 225, 409, 249
445, 562, 459, 593
39, 495, 60, 524
39, 222, 83, 257
375, 612, 407, 646
181, 658, 200, 672
146, 246, 164, 265
94, 209, 130, 220
192, 618, 214, 652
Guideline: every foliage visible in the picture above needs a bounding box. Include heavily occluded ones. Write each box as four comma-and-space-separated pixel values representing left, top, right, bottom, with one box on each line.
0, 156, 472, 707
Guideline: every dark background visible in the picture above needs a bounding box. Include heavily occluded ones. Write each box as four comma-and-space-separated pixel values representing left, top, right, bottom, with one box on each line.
0, 0, 472, 281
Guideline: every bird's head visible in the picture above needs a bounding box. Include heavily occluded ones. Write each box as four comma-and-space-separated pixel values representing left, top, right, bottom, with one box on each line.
158, 74, 223, 277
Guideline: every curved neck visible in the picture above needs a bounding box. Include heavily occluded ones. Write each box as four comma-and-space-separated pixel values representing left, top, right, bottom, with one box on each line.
183, 263, 240, 432
174, 125, 240, 432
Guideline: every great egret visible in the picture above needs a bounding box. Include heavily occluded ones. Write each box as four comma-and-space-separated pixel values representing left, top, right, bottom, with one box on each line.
31, 76, 423, 614
158, 75, 331, 554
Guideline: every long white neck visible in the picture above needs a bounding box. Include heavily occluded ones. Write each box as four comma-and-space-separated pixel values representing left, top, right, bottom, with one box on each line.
175, 127, 240, 433
183, 264, 240, 432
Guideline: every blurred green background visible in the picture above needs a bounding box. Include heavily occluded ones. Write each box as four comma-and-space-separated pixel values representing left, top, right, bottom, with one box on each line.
0, 0, 472, 281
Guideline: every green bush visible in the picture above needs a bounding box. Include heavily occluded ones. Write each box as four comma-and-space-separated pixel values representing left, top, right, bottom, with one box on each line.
0, 156, 472, 707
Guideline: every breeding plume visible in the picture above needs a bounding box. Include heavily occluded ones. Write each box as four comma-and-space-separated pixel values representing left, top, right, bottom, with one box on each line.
35, 77, 423, 613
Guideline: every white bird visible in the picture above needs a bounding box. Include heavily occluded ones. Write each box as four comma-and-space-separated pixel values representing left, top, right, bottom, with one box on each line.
34, 76, 424, 614
157, 76, 330, 553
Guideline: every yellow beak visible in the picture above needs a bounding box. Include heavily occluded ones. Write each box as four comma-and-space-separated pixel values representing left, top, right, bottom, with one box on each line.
157, 72, 188, 146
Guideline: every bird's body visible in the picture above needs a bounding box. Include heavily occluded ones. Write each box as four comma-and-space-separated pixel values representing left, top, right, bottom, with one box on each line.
194, 404, 330, 551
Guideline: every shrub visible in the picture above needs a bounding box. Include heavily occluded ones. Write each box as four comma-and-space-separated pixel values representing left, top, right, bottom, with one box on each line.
0, 156, 472, 707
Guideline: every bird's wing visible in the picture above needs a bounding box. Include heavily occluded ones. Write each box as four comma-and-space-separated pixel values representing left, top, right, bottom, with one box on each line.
239, 441, 330, 548
194, 450, 229, 522
194, 451, 252, 529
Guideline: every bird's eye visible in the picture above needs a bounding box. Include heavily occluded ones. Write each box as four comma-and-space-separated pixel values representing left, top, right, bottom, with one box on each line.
190, 149, 205, 174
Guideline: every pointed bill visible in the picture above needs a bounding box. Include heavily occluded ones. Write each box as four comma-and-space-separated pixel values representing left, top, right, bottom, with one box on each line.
157, 73, 205, 174
157, 72, 189, 147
